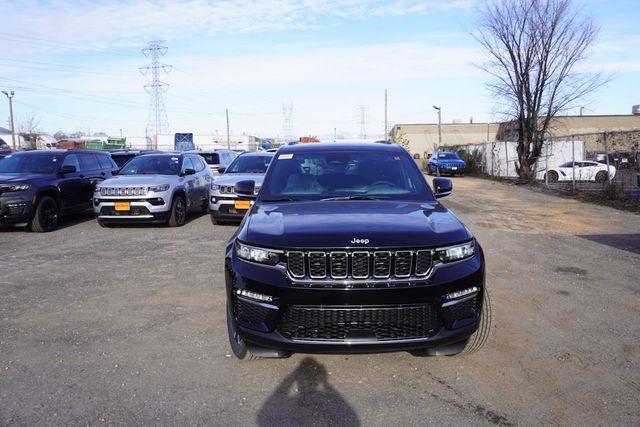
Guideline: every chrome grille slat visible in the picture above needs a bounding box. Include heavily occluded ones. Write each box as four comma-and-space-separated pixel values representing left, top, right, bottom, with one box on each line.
285, 248, 433, 280
330, 252, 348, 279
394, 251, 412, 278
308, 252, 327, 279
351, 251, 370, 279
287, 251, 305, 278
373, 251, 391, 278
415, 250, 434, 276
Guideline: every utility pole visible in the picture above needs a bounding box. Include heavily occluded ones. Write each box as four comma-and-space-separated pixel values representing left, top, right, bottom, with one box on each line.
358, 106, 367, 139
384, 89, 388, 140
433, 106, 442, 151
334, 127, 337, 141
226, 108, 231, 149
140, 40, 171, 148
433, 106, 442, 177
1, 90, 16, 150
579, 106, 585, 116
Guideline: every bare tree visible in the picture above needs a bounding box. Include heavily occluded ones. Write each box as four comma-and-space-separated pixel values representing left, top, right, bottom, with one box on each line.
18, 116, 41, 150
475, 0, 604, 179
392, 128, 412, 152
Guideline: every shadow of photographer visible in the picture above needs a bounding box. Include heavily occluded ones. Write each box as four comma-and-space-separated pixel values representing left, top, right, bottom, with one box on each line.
257, 357, 360, 426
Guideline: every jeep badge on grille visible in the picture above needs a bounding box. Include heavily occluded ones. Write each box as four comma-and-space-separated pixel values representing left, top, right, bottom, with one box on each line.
351, 238, 370, 244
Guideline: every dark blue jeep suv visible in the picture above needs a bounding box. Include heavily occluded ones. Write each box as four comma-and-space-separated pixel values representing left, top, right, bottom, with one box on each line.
0, 149, 118, 231
225, 142, 490, 359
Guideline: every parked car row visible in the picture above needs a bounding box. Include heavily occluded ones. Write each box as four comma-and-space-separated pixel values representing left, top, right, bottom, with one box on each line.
0, 148, 245, 231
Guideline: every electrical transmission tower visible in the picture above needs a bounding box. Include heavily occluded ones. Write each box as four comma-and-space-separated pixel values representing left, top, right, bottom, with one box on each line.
140, 40, 171, 145
281, 102, 294, 141
358, 106, 367, 139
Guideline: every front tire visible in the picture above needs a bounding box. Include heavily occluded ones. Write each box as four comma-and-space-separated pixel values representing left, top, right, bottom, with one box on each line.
546, 170, 559, 183
30, 196, 59, 232
227, 302, 260, 361
411, 288, 492, 357
455, 288, 492, 355
595, 170, 608, 183
168, 195, 187, 227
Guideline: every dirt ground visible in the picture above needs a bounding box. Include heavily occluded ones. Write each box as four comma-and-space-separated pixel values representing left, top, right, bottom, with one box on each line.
1, 177, 639, 425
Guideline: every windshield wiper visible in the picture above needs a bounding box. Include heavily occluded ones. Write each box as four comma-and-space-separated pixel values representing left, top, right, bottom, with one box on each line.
320, 195, 390, 201
261, 197, 303, 202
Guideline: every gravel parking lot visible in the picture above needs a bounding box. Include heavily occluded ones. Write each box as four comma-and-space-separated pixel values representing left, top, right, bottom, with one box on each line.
1, 177, 639, 425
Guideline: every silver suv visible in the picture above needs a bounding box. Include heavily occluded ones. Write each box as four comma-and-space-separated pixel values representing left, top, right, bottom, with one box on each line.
94, 152, 212, 227
209, 151, 273, 224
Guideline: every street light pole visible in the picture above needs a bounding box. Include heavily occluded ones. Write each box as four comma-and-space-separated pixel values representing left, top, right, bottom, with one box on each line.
2, 90, 16, 150
433, 106, 441, 177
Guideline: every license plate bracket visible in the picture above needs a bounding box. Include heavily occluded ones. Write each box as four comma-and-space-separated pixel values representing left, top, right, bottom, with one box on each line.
234, 200, 250, 210
114, 201, 130, 211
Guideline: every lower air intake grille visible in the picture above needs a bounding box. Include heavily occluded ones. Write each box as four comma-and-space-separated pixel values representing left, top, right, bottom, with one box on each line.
277, 304, 442, 341
233, 296, 271, 325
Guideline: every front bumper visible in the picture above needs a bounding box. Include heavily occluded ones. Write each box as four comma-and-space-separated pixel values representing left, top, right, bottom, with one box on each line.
209, 194, 251, 220
0, 193, 36, 225
225, 244, 485, 354
438, 166, 465, 175
93, 191, 171, 223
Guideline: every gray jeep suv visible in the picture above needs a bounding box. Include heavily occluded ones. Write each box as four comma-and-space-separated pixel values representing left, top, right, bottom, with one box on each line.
94, 152, 212, 227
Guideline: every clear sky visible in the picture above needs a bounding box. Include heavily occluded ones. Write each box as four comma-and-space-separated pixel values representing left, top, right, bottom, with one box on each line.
0, 0, 637, 140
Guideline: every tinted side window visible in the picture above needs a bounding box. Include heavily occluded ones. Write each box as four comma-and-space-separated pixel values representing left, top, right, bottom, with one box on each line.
97, 154, 114, 169
79, 153, 100, 170
192, 156, 205, 172
62, 154, 81, 171
182, 157, 194, 172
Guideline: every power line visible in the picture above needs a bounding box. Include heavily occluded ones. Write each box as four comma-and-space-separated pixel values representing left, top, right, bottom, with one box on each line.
140, 40, 171, 140
0, 32, 139, 57
0, 56, 137, 76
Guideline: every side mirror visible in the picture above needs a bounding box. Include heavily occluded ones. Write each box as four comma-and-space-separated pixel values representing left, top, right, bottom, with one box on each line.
60, 165, 77, 174
433, 177, 452, 198
235, 179, 256, 199
112, 169, 119, 175
218, 167, 226, 174
182, 168, 196, 176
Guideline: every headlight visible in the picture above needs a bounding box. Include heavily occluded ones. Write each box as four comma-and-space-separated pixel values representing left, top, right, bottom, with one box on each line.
253, 185, 261, 195
2, 183, 30, 192
149, 184, 170, 192
211, 183, 220, 192
236, 241, 282, 266
435, 240, 475, 263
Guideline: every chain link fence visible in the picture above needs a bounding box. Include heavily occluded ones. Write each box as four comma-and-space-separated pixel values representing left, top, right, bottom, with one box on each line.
449, 129, 640, 202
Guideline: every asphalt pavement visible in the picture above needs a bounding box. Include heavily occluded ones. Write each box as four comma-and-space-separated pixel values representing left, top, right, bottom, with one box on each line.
1, 177, 639, 425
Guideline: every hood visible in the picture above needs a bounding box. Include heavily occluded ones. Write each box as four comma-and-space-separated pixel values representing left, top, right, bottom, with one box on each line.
213, 174, 265, 187
241, 200, 472, 248
99, 175, 178, 187
0, 173, 51, 184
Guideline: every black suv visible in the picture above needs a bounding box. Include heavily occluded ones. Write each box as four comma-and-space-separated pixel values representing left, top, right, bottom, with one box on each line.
0, 149, 118, 231
225, 142, 490, 360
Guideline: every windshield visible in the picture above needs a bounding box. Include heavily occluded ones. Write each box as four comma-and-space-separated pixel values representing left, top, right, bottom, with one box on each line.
0, 139, 9, 150
0, 153, 62, 174
112, 154, 136, 168
198, 152, 220, 165
226, 155, 272, 174
436, 152, 460, 160
118, 155, 180, 175
260, 151, 434, 201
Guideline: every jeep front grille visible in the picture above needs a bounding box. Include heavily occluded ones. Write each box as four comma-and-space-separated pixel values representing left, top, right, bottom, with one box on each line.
285, 249, 434, 280
100, 187, 148, 196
